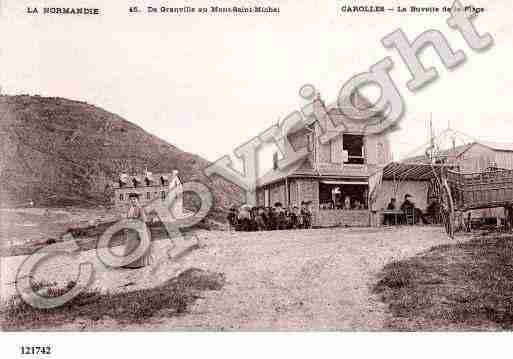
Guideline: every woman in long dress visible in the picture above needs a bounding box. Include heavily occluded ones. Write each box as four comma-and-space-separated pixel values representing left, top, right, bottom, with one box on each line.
122, 193, 154, 269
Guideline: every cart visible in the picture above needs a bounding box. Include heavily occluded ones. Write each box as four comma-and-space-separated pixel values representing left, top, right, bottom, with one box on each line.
433, 166, 513, 238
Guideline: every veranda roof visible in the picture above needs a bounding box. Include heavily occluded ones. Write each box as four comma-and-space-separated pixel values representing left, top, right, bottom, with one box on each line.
381, 162, 453, 181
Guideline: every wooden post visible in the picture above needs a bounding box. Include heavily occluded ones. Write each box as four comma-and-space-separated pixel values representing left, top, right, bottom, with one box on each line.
285, 177, 289, 207
297, 180, 302, 206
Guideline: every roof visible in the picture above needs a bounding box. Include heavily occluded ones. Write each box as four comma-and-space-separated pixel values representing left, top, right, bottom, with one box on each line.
401, 140, 513, 164
479, 141, 513, 152
381, 162, 455, 181
324, 93, 387, 133
113, 172, 175, 189
256, 158, 316, 187
256, 158, 376, 187
285, 91, 387, 139
402, 143, 475, 164
258, 158, 456, 185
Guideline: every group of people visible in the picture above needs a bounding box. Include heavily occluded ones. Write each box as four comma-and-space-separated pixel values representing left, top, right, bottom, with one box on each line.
384, 194, 430, 225
227, 202, 313, 231
320, 196, 366, 210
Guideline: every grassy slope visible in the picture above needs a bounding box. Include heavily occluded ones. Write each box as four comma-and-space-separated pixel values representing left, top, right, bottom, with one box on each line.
0, 95, 243, 219
2, 268, 225, 330
373, 235, 513, 330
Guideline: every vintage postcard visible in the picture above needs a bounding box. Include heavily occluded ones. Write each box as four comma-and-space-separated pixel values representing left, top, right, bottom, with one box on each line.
1, 0, 512, 356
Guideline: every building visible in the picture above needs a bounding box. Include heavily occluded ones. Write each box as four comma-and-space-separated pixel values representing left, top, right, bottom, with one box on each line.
403, 141, 513, 172
255, 94, 392, 227
378, 138, 513, 222
111, 170, 183, 216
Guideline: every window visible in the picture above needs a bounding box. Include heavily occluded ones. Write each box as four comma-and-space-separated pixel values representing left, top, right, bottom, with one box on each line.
146, 192, 151, 200
119, 180, 125, 188
272, 152, 279, 170
161, 191, 166, 200
343, 134, 364, 164
145, 178, 151, 186
119, 193, 124, 201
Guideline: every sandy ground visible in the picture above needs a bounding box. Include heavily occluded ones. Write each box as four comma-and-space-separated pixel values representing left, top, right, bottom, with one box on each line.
0, 226, 468, 330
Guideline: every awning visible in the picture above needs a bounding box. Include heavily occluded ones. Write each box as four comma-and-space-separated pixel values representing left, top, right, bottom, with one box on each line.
382, 162, 455, 181
321, 180, 368, 185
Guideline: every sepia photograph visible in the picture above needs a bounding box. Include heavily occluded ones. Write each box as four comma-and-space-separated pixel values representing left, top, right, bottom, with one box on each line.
1, 0, 513, 357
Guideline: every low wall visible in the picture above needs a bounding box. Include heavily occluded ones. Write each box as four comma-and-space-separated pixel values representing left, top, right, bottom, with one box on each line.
314, 209, 370, 227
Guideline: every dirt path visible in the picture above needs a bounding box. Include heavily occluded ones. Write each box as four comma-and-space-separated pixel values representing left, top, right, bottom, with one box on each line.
1, 226, 465, 330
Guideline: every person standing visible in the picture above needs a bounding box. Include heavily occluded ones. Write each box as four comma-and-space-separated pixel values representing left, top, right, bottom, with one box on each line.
122, 193, 154, 269
168, 170, 183, 218
274, 202, 286, 230
255, 207, 267, 231
268, 207, 277, 230
504, 204, 513, 231
227, 207, 238, 231
384, 198, 397, 225
301, 201, 312, 229
238, 205, 252, 231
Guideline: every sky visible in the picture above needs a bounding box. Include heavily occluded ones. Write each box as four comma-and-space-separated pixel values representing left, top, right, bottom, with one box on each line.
1, 0, 512, 176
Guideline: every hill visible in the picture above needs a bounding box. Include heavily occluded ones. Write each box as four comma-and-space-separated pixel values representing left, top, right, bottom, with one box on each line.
0, 95, 243, 218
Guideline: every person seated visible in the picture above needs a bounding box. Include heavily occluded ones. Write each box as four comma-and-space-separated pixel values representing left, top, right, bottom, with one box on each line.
386, 198, 396, 210
400, 194, 429, 224
353, 200, 363, 210
274, 202, 287, 230
383, 198, 397, 225
335, 198, 343, 209
284, 208, 294, 229
343, 196, 351, 210
290, 206, 299, 229
237, 205, 252, 231
255, 207, 267, 231
227, 207, 238, 231
263, 207, 273, 229
248, 207, 257, 231
426, 198, 441, 224
295, 206, 304, 228
268, 207, 277, 230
